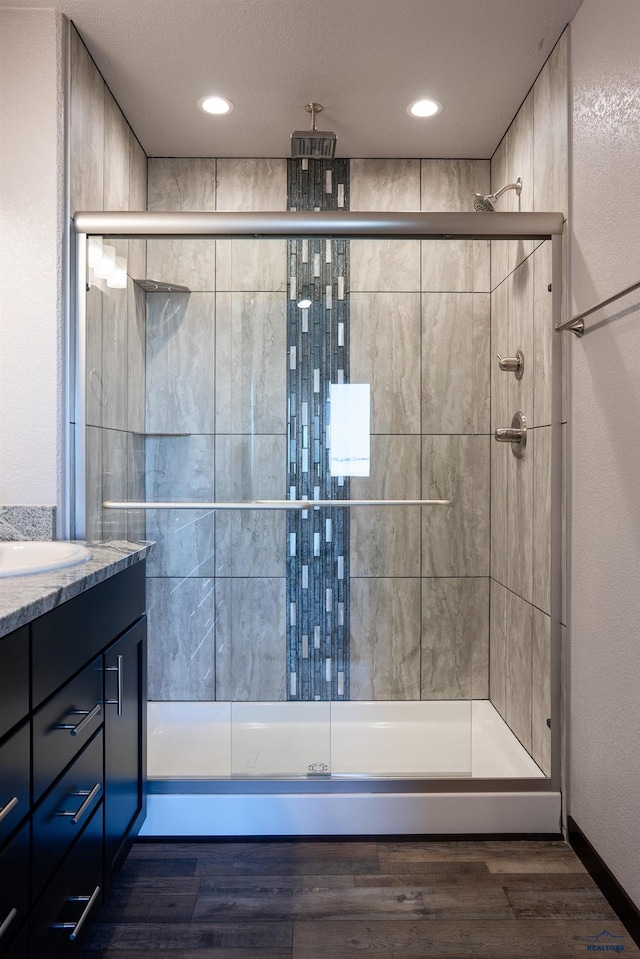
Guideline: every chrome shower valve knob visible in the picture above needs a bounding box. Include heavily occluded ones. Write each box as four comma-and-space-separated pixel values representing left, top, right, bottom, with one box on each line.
495, 411, 527, 458
496, 349, 524, 379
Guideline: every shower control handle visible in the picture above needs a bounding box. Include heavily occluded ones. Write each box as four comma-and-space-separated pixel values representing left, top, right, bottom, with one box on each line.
497, 349, 524, 379
494, 411, 527, 459
495, 427, 523, 442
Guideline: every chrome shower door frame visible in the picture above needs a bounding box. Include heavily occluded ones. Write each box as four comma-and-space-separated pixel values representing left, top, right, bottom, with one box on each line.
73, 210, 565, 798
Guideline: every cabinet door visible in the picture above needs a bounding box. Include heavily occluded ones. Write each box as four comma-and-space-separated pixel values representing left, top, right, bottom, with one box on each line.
103, 617, 146, 893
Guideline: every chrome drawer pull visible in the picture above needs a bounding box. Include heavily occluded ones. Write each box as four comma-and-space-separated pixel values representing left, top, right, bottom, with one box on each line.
105, 654, 123, 716
52, 885, 100, 941
57, 782, 101, 824
0, 908, 17, 941
0, 796, 18, 824
56, 703, 102, 737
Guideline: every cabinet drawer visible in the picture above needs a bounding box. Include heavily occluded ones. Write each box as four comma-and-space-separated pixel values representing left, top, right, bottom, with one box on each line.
0, 723, 29, 847
32, 562, 145, 708
0, 628, 29, 741
0, 822, 29, 958
33, 659, 103, 803
32, 731, 103, 903
30, 804, 102, 959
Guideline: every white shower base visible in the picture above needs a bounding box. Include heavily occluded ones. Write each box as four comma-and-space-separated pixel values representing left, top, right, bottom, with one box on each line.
147, 699, 544, 781
143, 701, 559, 837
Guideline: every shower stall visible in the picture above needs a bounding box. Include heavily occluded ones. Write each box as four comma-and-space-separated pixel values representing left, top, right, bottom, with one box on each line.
73, 204, 564, 835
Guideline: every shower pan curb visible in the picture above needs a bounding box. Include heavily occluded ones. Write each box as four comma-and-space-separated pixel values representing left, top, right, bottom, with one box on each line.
141, 791, 562, 837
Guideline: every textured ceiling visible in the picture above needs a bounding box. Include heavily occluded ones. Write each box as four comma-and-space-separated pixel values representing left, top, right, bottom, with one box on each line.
2, 0, 583, 157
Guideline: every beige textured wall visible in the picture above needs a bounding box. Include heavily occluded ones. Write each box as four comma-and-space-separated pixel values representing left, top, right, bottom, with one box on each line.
489, 32, 569, 776
570, 0, 640, 910
0, 10, 64, 515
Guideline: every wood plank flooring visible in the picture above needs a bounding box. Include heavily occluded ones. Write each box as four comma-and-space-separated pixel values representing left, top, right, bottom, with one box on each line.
81, 839, 640, 958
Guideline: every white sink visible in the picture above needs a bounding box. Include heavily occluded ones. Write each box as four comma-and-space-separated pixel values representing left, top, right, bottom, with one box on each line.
0, 541, 91, 577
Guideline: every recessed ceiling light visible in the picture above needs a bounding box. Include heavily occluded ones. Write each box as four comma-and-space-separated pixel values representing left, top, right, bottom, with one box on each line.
407, 98, 442, 118
198, 95, 234, 115
297, 298, 312, 309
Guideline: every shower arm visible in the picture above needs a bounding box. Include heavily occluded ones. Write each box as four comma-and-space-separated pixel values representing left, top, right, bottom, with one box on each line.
489, 178, 522, 203
103, 499, 451, 510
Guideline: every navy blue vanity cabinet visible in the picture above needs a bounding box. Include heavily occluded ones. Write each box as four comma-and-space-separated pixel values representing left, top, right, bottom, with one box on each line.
104, 617, 147, 896
0, 559, 147, 959
0, 626, 30, 959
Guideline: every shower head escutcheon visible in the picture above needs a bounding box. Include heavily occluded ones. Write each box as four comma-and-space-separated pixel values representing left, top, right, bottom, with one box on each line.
473, 176, 523, 212
291, 102, 337, 159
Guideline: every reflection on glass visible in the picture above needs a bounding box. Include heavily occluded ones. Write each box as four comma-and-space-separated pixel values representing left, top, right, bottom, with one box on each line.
329, 383, 370, 477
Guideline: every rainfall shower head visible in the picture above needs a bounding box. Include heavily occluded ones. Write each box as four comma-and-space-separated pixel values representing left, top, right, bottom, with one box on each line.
291, 102, 337, 159
473, 176, 523, 212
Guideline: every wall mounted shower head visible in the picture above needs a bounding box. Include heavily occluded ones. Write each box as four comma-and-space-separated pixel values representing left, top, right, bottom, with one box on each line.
473, 176, 523, 212
291, 102, 337, 159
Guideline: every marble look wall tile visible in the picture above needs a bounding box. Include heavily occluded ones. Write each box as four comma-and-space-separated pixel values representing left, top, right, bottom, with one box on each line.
145, 435, 214, 578
215, 435, 286, 577
215, 292, 287, 435
422, 435, 489, 577
422, 240, 490, 294
507, 254, 534, 433
216, 158, 287, 211
86, 426, 103, 542
147, 576, 216, 700
350, 293, 421, 434
215, 578, 286, 701
532, 606, 551, 776
146, 292, 215, 434
491, 440, 509, 585
215, 239, 286, 293
103, 89, 130, 213
127, 279, 145, 433
490, 277, 510, 435
507, 90, 534, 275
533, 426, 551, 615
86, 285, 104, 428
532, 240, 559, 429
148, 158, 217, 211
70, 27, 104, 215
101, 428, 128, 541
350, 578, 421, 700
127, 130, 147, 280
102, 285, 128, 431
350, 240, 420, 292
506, 423, 534, 604
126, 432, 146, 542
489, 579, 507, 717
146, 239, 216, 292
350, 159, 420, 211
147, 158, 217, 291
505, 587, 533, 752
421, 159, 490, 212
533, 31, 569, 217
422, 293, 490, 434
350, 435, 421, 577
490, 133, 510, 290
421, 578, 489, 700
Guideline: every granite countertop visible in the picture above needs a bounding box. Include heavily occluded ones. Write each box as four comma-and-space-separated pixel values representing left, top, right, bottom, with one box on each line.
0, 541, 153, 638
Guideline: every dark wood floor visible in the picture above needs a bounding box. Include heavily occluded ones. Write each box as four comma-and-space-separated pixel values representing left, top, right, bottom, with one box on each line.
81, 839, 639, 958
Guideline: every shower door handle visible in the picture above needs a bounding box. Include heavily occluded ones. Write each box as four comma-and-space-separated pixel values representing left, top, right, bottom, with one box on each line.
103, 499, 451, 510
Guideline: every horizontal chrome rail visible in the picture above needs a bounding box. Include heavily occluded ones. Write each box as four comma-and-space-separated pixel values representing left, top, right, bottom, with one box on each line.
103, 499, 451, 510
74, 209, 564, 240
556, 278, 640, 337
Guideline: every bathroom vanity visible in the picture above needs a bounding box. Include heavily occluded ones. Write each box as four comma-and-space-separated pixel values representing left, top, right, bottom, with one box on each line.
0, 544, 150, 958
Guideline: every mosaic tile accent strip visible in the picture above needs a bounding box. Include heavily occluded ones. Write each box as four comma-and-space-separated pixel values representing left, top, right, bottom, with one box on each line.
287, 158, 350, 701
